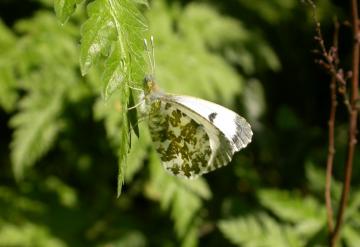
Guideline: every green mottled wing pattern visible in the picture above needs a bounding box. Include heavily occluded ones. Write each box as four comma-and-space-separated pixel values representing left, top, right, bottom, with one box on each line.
148, 100, 212, 178
165, 95, 253, 174
156, 97, 236, 176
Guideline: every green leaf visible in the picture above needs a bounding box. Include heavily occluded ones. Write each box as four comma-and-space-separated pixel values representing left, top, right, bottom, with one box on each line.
0, 21, 18, 112
0, 223, 66, 247
4, 12, 82, 179
128, 89, 140, 138
10, 90, 64, 180
44, 176, 78, 208
80, 0, 117, 76
102, 43, 126, 101
177, 2, 280, 74
147, 149, 211, 245
243, 79, 266, 124
54, 0, 82, 24
133, 0, 149, 7
218, 213, 303, 247
257, 189, 326, 237
305, 161, 341, 201
98, 230, 147, 247
0, 63, 18, 112
343, 224, 360, 247
80, 0, 147, 88
0, 19, 16, 50
147, 0, 246, 106
80, 0, 147, 195
117, 82, 130, 197
237, 0, 297, 24
125, 126, 150, 181
258, 189, 324, 222
345, 190, 360, 224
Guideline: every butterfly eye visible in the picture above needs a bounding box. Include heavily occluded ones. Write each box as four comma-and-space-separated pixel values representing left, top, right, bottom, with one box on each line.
143, 75, 152, 93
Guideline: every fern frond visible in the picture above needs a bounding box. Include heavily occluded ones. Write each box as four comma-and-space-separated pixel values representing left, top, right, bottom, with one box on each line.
80, 0, 147, 93
0, 64, 18, 113
0, 222, 66, 247
258, 189, 325, 223
125, 125, 150, 181
10, 90, 64, 180
257, 189, 325, 237
5, 13, 83, 179
0, 21, 18, 112
305, 161, 341, 201
80, 0, 147, 195
147, 150, 211, 246
54, 0, 83, 24
343, 224, 360, 247
117, 95, 129, 197
218, 213, 303, 247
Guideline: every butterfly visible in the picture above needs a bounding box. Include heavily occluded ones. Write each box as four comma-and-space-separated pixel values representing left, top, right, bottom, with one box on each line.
139, 37, 252, 179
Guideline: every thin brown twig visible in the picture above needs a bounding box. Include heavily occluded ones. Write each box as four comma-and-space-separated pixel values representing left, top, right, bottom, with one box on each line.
330, 0, 360, 245
307, 0, 360, 245
307, 6, 348, 236
325, 19, 340, 234
308, 0, 352, 114
306, 2, 341, 236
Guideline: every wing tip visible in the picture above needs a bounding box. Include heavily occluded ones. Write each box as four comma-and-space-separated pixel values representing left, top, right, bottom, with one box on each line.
233, 116, 253, 151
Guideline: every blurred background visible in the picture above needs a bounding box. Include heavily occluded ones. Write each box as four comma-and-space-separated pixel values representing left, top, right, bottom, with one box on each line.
0, 0, 358, 246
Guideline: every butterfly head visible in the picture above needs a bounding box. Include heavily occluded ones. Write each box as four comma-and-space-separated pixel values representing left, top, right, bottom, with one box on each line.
143, 36, 159, 96
143, 74, 159, 95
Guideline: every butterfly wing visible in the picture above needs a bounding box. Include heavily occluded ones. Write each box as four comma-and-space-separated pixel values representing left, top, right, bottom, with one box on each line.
157, 95, 252, 175
147, 99, 213, 178
170, 95, 253, 151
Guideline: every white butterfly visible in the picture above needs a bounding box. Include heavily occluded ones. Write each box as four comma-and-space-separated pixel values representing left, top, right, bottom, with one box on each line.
139, 37, 252, 178
141, 76, 252, 178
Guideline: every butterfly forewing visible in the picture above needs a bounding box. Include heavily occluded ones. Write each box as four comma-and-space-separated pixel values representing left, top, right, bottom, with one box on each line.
164, 95, 251, 174
171, 95, 253, 152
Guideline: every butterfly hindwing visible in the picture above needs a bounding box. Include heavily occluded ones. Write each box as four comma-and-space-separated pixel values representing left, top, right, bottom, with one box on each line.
147, 100, 212, 178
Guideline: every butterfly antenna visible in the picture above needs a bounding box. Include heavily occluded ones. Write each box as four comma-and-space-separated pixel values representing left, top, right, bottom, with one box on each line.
144, 36, 156, 75
150, 35, 156, 74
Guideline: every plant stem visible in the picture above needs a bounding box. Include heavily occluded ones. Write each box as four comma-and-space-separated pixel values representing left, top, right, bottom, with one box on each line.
325, 19, 339, 236
330, 0, 360, 245
325, 72, 337, 234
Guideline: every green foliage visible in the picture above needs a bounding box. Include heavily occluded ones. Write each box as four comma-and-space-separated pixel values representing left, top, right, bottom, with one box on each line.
0, 0, 357, 246
258, 189, 325, 225
10, 89, 65, 180
147, 149, 212, 247
237, 0, 297, 24
0, 222, 66, 247
79, 0, 147, 195
218, 164, 360, 247
147, 0, 245, 105
54, 0, 82, 24
80, 0, 147, 91
0, 12, 81, 179
219, 213, 303, 247
0, 21, 18, 112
